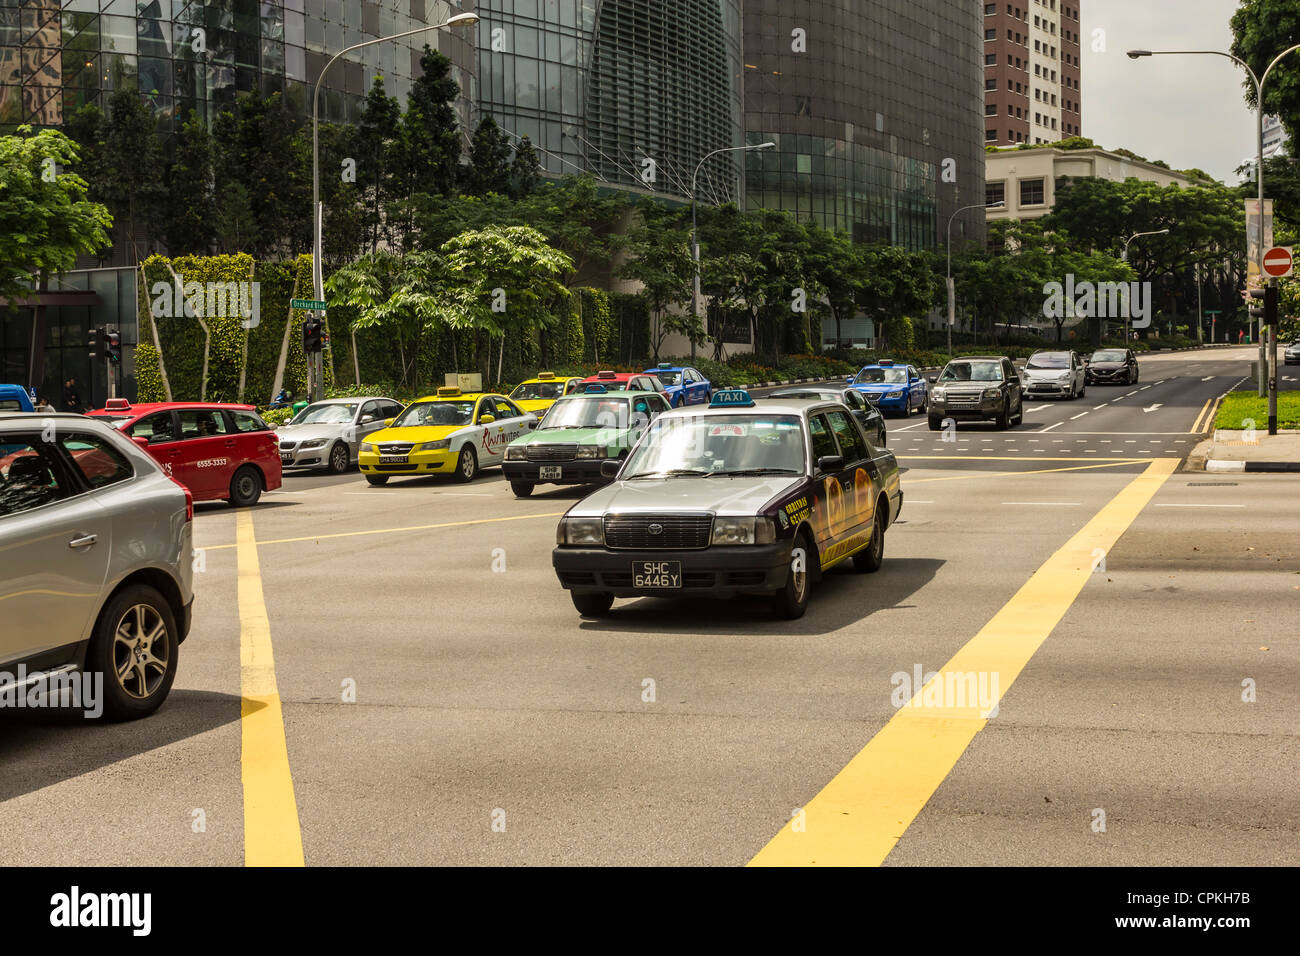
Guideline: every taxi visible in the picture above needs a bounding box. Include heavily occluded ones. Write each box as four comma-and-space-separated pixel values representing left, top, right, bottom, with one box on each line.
552, 389, 903, 619
580, 369, 669, 400
645, 363, 711, 406
507, 371, 584, 416
358, 387, 537, 485
846, 360, 927, 416
502, 385, 671, 497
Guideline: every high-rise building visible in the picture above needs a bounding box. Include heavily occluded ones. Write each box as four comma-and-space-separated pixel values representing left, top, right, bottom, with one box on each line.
982, 0, 1082, 147
1263, 114, 1290, 160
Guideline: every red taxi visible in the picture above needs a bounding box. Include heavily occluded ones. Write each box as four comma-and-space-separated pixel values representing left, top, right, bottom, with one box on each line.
87, 398, 282, 506
580, 370, 669, 399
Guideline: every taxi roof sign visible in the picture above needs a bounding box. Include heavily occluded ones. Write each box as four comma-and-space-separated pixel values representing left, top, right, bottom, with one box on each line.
582, 383, 608, 393
876, 359, 894, 366
596, 370, 617, 379
709, 389, 755, 408
537, 371, 555, 380
105, 397, 131, 410
436, 386, 462, 397
657, 362, 672, 369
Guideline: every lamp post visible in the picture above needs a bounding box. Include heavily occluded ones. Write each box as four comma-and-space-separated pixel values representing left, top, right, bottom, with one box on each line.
1128, 44, 1300, 434
1120, 228, 1168, 343
309, 10, 479, 400
946, 200, 1004, 358
689, 142, 775, 361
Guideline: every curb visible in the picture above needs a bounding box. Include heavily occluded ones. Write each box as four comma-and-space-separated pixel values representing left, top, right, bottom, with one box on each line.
1205, 459, 1300, 473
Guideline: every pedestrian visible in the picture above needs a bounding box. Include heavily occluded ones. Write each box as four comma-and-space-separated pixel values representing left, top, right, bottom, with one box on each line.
35, 396, 56, 413
62, 377, 82, 413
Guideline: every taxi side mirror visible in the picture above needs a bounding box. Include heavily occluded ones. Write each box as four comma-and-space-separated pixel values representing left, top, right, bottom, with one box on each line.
383, 418, 395, 427
478, 414, 496, 424
360, 414, 375, 423
816, 454, 844, 473
600, 459, 621, 479
527, 420, 537, 430
132, 436, 150, 450
845, 376, 854, 385
927, 375, 938, 384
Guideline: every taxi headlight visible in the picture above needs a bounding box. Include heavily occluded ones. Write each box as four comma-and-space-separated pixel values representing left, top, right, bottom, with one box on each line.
300, 438, 327, 449
575, 445, 604, 459
360, 442, 375, 453
886, 390, 903, 399
417, 439, 451, 451
505, 444, 528, 460
558, 517, 604, 546
983, 388, 1000, 400
711, 517, 775, 546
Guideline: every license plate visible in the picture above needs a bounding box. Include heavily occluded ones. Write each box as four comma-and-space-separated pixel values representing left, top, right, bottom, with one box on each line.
379, 455, 408, 464
633, 560, 681, 589
538, 465, 563, 480
280, 454, 292, 464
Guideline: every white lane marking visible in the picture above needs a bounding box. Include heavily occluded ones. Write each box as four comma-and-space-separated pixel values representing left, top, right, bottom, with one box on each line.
1125, 440, 1138, 443
1125, 391, 1138, 397
1139, 385, 1152, 391
1093, 403, 1109, 409
893, 421, 929, 431
981, 438, 993, 442
1070, 412, 1089, 420
1085, 449, 1098, 453
1041, 421, 1063, 432
1154, 503, 1245, 508
1143, 404, 1164, 412
1028, 404, 1053, 412
1002, 501, 1081, 506
1201, 376, 1215, 381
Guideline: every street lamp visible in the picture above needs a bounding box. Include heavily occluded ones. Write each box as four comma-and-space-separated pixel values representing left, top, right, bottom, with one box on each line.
309, 10, 479, 399
947, 200, 1004, 358
1128, 44, 1300, 434
689, 141, 775, 361
1120, 228, 1168, 343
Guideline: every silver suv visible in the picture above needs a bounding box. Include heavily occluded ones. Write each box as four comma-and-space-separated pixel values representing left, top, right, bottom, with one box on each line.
0, 414, 194, 720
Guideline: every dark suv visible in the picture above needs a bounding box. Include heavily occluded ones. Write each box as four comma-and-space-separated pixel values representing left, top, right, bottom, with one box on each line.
927, 356, 1023, 430
1086, 348, 1139, 385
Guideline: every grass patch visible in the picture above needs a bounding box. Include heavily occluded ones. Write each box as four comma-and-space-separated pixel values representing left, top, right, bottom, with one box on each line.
1213, 390, 1300, 430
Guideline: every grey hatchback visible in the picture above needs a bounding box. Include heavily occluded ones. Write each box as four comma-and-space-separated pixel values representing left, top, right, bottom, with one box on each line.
0, 413, 194, 719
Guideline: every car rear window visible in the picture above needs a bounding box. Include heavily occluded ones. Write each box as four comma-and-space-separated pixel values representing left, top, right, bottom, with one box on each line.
59, 433, 134, 489
0, 439, 68, 516
231, 410, 269, 432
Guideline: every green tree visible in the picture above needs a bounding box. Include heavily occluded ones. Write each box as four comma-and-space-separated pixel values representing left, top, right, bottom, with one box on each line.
355, 74, 402, 254
511, 134, 542, 198
0, 127, 112, 300
1230, 0, 1300, 147
617, 200, 696, 361
391, 45, 463, 247
161, 110, 216, 255
466, 115, 513, 196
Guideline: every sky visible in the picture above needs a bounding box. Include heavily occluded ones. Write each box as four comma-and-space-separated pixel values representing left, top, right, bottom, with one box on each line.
1082, 0, 1259, 183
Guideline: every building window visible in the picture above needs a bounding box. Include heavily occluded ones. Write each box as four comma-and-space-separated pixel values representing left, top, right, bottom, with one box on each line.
1020, 178, 1045, 205
987, 78, 998, 91
985, 103, 998, 116
987, 29, 997, 40
985, 3, 997, 13
986, 129, 998, 141
987, 181, 1006, 205
987, 54, 997, 65
1035, 88, 1041, 100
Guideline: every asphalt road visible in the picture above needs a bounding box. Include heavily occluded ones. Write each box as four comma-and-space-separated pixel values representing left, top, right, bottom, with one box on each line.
2, 346, 1295, 866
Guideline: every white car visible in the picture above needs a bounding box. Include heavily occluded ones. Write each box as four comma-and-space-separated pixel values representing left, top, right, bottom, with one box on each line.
1021, 350, 1086, 400
276, 396, 404, 473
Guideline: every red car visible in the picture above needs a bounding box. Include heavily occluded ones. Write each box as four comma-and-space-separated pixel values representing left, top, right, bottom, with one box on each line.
579, 370, 669, 398
87, 399, 282, 506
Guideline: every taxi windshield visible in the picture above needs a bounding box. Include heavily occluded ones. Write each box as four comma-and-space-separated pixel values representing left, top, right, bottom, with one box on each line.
392, 400, 475, 428
540, 397, 632, 430
854, 367, 906, 384
290, 403, 356, 425
511, 381, 565, 400
588, 380, 630, 391
938, 361, 1003, 383
622, 414, 805, 478
654, 371, 682, 386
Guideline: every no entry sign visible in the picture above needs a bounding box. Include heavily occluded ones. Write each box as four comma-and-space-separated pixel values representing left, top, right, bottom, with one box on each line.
1262, 246, 1293, 278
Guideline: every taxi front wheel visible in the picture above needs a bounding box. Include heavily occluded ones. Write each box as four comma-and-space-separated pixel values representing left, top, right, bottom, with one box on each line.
510, 480, 535, 497
771, 541, 811, 619
572, 591, 614, 616
454, 446, 478, 482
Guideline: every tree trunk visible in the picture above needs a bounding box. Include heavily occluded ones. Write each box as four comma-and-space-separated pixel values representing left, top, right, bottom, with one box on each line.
142, 263, 174, 401
271, 269, 299, 402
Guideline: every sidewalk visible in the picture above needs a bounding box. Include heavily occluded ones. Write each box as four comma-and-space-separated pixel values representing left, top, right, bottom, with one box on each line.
1186, 429, 1300, 473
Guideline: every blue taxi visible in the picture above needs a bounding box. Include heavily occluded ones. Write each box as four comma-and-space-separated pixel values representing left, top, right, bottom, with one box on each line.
846, 360, 927, 416
645, 363, 711, 407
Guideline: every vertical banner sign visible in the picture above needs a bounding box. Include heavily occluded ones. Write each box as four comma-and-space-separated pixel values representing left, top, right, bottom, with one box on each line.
946, 277, 956, 326
1245, 199, 1274, 287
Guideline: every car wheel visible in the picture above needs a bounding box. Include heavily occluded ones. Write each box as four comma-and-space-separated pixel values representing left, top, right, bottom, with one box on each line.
510, 480, 534, 498
771, 536, 812, 619
852, 503, 887, 573
996, 407, 1010, 429
88, 585, 179, 720
365, 474, 389, 486
327, 441, 350, 474
879, 428, 888, 448
228, 465, 262, 506
572, 591, 614, 616
454, 445, 478, 483
1012, 398, 1024, 426
1078, 383, 1086, 399
928, 413, 943, 431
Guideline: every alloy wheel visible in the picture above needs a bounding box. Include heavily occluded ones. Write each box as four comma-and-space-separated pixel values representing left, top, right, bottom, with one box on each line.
112, 604, 170, 700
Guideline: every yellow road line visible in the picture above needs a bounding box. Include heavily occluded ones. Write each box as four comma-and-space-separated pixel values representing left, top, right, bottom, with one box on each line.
905, 459, 1148, 484
237, 510, 305, 867
749, 457, 1179, 867
206, 510, 566, 551
901, 455, 1135, 461
1189, 398, 1213, 433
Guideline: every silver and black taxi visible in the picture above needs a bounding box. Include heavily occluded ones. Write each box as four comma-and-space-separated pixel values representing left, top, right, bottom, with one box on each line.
552, 389, 903, 620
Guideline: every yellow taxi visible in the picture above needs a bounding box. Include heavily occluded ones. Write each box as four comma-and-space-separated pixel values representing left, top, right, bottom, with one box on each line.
507, 372, 583, 416
358, 387, 538, 485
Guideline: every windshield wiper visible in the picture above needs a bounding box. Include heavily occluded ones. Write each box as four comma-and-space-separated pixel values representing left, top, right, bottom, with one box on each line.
707, 468, 801, 477
626, 468, 710, 479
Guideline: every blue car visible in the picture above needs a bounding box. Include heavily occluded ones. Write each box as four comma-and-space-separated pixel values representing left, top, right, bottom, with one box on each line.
0, 384, 35, 412
645, 363, 711, 407
846, 360, 927, 416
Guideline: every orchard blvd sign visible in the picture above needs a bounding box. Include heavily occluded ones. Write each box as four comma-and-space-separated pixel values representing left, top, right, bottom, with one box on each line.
1041, 274, 1153, 329
150, 277, 261, 330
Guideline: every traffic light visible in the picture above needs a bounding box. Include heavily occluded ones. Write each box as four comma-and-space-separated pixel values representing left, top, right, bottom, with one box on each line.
105, 329, 121, 365
88, 326, 105, 357
302, 318, 322, 353
1248, 287, 1265, 319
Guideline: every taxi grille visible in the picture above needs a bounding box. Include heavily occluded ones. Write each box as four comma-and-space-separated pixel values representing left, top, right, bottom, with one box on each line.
526, 443, 576, 462
604, 514, 712, 550
378, 442, 415, 455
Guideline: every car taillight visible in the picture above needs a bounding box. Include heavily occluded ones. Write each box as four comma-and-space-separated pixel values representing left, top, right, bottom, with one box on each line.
167, 473, 193, 521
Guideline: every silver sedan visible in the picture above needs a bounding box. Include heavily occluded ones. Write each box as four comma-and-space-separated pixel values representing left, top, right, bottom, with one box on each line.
276, 396, 404, 473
